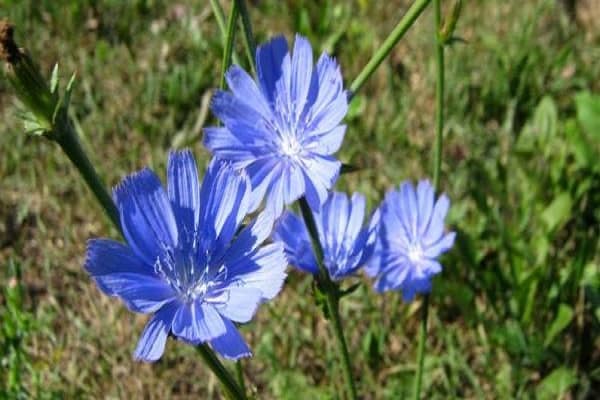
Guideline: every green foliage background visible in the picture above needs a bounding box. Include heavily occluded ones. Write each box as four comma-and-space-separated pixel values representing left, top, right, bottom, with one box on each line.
1, 0, 599, 398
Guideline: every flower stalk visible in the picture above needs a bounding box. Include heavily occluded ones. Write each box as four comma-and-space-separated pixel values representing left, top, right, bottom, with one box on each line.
413, 0, 445, 398
235, 0, 257, 75
196, 345, 248, 400
220, 2, 239, 89
299, 197, 358, 400
349, 0, 432, 96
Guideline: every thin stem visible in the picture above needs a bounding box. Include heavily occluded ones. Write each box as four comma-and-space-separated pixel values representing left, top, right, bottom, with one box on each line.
196, 344, 247, 400
235, 359, 247, 395
235, 0, 257, 75
55, 122, 121, 233
298, 198, 325, 278
325, 289, 358, 400
298, 197, 358, 400
209, 0, 242, 67
349, 0, 432, 96
413, 0, 444, 398
412, 294, 430, 399
431, 1, 444, 191
220, 2, 239, 90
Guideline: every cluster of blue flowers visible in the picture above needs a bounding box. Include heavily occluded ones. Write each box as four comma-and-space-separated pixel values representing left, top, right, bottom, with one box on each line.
85, 35, 455, 362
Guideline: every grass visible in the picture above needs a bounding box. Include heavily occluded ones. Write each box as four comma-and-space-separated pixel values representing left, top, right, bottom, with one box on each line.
1, 0, 599, 398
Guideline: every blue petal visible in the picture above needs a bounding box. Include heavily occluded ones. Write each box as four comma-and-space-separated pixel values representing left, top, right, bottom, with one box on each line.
211, 90, 268, 135
203, 127, 259, 166
113, 168, 178, 266
172, 302, 226, 344
133, 301, 178, 362
399, 181, 418, 239
416, 180, 435, 236
424, 232, 456, 259
210, 318, 252, 360
167, 150, 200, 240
272, 211, 319, 275
85, 239, 155, 295
423, 194, 450, 245
290, 34, 314, 118
226, 65, 272, 118
305, 53, 346, 123
305, 125, 346, 156
199, 160, 251, 249
256, 36, 289, 104
225, 209, 277, 265
246, 159, 280, 212
95, 273, 176, 313
213, 286, 263, 323
373, 259, 410, 293
225, 242, 288, 299
301, 155, 341, 210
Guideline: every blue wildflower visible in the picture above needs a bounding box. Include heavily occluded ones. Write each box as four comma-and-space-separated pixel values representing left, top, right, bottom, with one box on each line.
84, 150, 287, 362
204, 34, 348, 216
272, 192, 379, 280
366, 180, 456, 301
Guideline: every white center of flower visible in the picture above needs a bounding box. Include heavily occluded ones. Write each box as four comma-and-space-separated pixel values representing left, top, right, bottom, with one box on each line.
407, 243, 424, 263
280, 135, 302, 158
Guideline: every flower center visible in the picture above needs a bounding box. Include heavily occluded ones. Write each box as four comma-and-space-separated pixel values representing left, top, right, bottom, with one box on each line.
407, 242, 424, 263
280, 135, 302, 158
154, 247, 229, 303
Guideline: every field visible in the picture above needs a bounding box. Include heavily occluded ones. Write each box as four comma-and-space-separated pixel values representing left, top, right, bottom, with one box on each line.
1, 0, 599, 398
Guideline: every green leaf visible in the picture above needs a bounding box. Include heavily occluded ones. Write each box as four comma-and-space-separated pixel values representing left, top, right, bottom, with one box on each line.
543, 303, 574, 347
575, 91, 600, 139
535, 367, 577, 400
541, 192, 572, 233
50, 63, 59, 94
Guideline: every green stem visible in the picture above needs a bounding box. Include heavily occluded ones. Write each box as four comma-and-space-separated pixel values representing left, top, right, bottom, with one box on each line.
349, 0, 432, 96
220, 2, 239, 90
431, 0, 444, 191
325, 289, 358, 400
209, 0, 242, 67
196, 344, 248, 400
55, 122, 121, 232
413, 1, 444, 398
298, 197, 358, 400
412, 294, 429, 399
235, 359, 247, 395
235, 0, 257, 75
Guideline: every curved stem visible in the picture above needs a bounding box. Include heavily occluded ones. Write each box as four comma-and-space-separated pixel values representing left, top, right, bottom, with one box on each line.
413, 0, 444, 398
349, 0, 432, 96
209, 0, 242, 67
196, 344, 247, 400
220, 2, 239, 90
56, 123, 121, 232
298, 197, 358, 399
235, 0, 257, 75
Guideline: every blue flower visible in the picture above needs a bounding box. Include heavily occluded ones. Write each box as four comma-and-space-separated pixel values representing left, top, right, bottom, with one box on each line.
272, 192, 379, 281
84, 150, 287, 362
204, 34, 348, 216
366, 180, 455, 301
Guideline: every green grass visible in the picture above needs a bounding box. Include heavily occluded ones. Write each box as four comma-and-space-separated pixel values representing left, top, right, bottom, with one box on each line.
1, 0, 599, 398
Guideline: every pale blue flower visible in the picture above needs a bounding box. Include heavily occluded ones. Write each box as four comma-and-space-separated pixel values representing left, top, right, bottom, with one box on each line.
272, 192, 379, 280
366, 180, 455, 301
204, 34, 348, 216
